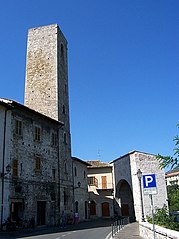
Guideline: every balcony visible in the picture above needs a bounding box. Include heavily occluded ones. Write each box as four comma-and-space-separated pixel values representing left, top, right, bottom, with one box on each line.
96, 182, 113, 191
88, 177, 98, 187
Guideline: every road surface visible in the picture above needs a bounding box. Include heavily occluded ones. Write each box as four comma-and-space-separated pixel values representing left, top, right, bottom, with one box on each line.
0, 219, 112, 239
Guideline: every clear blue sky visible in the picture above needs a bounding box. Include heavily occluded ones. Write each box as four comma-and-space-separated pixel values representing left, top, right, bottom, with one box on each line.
0, 0, 178, 166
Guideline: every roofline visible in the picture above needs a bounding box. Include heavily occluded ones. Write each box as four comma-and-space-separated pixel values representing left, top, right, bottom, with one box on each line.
165, 172, 179, 177
72, 157, 91, 166
110, 150, 156, 163
87, 165, 112, 169
0, 98, 64, 126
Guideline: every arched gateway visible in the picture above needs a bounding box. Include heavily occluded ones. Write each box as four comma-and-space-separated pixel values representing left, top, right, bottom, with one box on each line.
115, 180, 135, 222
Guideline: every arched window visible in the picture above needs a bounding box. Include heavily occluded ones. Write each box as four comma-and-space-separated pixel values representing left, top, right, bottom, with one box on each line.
63, 105, 66, 114
64, 133, 67, 144
61, 43, 64, 59
64, 163, 67, 173
74, 167, 77, 176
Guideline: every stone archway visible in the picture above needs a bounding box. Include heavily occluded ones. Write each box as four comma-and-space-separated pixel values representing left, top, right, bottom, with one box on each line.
115, 180, 135, 222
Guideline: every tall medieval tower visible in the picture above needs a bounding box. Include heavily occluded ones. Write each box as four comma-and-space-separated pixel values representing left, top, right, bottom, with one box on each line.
24, 24, 73, 212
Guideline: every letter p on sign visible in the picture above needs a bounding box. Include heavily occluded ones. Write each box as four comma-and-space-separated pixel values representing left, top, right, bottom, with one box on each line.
145, 176, 153, 187
143, 174, 156, 188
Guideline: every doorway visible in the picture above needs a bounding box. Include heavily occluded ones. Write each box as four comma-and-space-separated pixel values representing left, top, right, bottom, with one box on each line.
85, 201, 88, 219
90, 201, 96, 215
37, 201, 46, 225
102, 202, 110, 217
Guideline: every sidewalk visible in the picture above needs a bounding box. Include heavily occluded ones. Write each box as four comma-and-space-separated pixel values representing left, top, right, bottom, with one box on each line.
113, 222, 144, 239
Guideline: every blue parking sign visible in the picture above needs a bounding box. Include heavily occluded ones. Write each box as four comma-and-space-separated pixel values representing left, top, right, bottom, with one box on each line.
142, 174, 157, 195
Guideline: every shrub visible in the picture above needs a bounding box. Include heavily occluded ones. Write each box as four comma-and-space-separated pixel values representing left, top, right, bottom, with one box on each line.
146, 205, 179, 231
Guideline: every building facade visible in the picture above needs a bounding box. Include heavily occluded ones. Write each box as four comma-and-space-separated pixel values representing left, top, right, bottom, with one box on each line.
165, 167, 179, 186
87, 160, 114, 218
72, 157, 90, 222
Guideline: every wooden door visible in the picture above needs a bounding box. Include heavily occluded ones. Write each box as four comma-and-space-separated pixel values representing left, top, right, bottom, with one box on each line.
102, 202, 110, 217
90, 201, 96, 215
121, 204, 129, 216
102, 176, 107, 189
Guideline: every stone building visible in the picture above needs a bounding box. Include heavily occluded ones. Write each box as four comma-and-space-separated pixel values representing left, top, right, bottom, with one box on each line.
0, 24, 73, 228
110, 151, 168, 222
0, 99, 65, 226
72, 157, 90, 221
87, 160, 114, 218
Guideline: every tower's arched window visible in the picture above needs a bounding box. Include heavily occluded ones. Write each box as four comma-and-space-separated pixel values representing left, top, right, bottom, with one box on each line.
61, 43, 64, 59
64, 162, 67, 173
74, 167, 77, 176
64, 133, 67, 144
63, 105, 66, 114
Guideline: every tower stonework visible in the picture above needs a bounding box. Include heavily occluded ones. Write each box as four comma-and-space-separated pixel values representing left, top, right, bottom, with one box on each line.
24, 24, 73, 213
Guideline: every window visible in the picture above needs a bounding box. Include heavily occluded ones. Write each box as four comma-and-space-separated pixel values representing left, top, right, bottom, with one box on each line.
52, 169, 56, 180
52, 132, 57, 146
61, 43, 64, 59
62, 105, 66, 114
74, 167, 77, 176
15, 120, 22, 135
64, 163, 67, 174
12, 160, 18, 177
84, 171, 86, 179
64, 189, 67, 206
64, 133, 67, 144
88, 177, 98, 187
35, 155, 41, 170
34, 126, 41, 141
65, 84, 67, 94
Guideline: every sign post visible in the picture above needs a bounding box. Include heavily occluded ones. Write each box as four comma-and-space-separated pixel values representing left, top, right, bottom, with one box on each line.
143, 174, 157, 239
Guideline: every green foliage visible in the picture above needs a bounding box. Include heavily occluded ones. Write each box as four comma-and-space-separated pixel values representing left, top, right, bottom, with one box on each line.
147, 205, 179, 231
157, 124, 179, 169
167, 185, 179, 212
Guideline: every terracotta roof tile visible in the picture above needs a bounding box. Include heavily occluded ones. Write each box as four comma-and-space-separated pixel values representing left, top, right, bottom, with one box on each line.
86, 160, 111, 168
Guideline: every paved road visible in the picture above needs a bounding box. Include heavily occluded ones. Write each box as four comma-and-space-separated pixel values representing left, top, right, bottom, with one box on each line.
0, 219, 113, 239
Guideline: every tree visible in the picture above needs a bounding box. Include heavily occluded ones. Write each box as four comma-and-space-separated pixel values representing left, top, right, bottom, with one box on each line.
167, 185, 179, 212
157, 124, 179, 169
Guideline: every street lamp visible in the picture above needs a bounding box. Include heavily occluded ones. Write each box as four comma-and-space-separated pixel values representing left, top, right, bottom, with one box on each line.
1, 164, 11, 230
137, 169, 145, 222
0, 164, 11, 178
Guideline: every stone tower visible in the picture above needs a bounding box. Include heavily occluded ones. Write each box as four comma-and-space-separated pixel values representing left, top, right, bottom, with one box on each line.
24, 24, 73, 212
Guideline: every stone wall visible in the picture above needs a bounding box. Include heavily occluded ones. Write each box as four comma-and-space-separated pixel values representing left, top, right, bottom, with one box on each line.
0, 106, 12, 222
139, 222, 179, 239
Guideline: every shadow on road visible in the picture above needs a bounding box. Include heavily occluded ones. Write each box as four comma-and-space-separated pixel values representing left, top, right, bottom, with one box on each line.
0, 218, 114, 239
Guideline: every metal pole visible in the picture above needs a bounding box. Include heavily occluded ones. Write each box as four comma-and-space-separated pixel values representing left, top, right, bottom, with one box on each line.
150, 194, 156, 239
139, 177, 145, 222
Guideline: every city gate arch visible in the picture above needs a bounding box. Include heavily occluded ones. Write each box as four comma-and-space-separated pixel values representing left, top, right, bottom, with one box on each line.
115, 179, 135, 222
